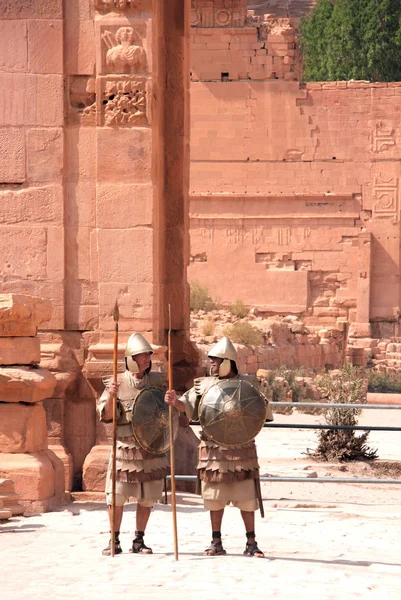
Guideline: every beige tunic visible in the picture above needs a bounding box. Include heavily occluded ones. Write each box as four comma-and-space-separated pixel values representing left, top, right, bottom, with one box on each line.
181, 375, 273, 488
98, 371, 169, 501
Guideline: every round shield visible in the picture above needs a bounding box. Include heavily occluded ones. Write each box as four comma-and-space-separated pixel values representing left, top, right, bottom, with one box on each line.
199, 379, 266, 448
131, 387, 179, 455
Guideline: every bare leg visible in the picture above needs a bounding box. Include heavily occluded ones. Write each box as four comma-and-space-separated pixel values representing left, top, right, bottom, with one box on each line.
240, 510, 254, 533
204, 509, 226, 556
131, 503, 153, 554
107, 504, 123, 532
136, 504, 152, 532
240, 510, 264, 558
102, 505, 124, 555
210, 508, 224, 532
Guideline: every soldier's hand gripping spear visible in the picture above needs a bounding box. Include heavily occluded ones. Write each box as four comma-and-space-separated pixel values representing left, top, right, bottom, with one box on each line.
168, 305, 179, 561
110, 301, 119, 557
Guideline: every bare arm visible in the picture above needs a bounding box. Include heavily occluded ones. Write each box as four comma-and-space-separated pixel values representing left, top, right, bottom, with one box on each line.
100, 381, 119, 422
165, 389, 185, 413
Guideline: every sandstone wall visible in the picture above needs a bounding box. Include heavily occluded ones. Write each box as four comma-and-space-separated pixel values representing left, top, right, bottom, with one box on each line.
0, 0, 191, 353
189, 79, 401, 335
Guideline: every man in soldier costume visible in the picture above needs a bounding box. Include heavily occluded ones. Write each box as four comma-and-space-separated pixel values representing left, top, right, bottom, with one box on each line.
98, 332, 169, 556
165, 336, 273, 558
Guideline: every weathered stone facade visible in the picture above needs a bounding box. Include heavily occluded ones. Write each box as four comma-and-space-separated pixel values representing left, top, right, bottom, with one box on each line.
1, 0, 401, 500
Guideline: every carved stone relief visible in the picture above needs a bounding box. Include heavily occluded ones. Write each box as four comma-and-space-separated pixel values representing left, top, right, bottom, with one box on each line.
191, 0, 247, 28
373, 172, 399, 224
68, 75, 150, 127
93, 0, 147, 12
98, 76, 149, 126
101, 26, 147, 75
372, 121, 396, 153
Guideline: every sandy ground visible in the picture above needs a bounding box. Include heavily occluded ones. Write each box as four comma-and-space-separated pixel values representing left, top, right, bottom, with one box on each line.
2, 408, 401, 600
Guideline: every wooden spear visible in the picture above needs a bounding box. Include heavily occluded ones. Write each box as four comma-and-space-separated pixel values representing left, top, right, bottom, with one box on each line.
110, 300, 119, 557
168, 304, 179, 561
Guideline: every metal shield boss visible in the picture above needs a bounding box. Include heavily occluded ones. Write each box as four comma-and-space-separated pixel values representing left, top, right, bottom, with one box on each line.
131, 387, 179, 454
199, 379, 266, 448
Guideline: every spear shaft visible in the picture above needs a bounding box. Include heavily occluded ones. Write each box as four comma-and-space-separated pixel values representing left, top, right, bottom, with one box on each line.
168, 304, 179, 561
110, 301, 119, 557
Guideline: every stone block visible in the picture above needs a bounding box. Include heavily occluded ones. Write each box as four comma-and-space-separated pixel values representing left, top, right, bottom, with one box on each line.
0, 20, 27, 72
0, 73, 26, 126
0, 336, 40, 365
97, 228, 153, 284
0, 1, 63, 19
96, 128, 152, 183
0, 451, 55, 502
27, 128, 63, 182
0, 402, 47, 453
0, 294, 52, 336
0, 127, 25, 183
0, 491, 25, 516
98, 282, 153, 332
96, 183, 153, 228
0, 450, 65, 515
28, 20, 63, 74
3, 283, 64, 331
0, 366, 56, 403
65, 20, 96, 75
0, 227, 47, 280
26, 74, 64, 127
0, 186, 64, 226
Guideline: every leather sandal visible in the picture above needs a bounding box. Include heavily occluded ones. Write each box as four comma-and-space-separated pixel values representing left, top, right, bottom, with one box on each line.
102, 532, 122, 556
129, 536, 153, 554
203, 539, 227, 556
243, 541, 265, 558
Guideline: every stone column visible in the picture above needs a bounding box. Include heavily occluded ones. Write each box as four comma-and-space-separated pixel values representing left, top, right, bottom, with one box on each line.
0, 295, 65, 515
81, 0, 198, 495
349, 232, 372, 339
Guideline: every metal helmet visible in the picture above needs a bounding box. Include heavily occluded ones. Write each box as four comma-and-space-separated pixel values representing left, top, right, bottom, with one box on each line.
125, 333, 153, 374
208, 337, 238, 377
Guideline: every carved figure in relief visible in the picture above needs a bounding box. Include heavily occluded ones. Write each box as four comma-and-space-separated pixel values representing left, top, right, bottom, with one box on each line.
102, 27, 146, 73
103, 79, 147, 126
165, 337, 273, 559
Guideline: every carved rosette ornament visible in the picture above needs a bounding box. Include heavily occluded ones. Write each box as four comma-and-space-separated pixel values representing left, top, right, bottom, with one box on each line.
100, 77, 149, 126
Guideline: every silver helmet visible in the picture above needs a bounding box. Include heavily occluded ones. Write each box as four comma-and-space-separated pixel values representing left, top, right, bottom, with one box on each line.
125, 332, 153, 374
208, 336, 238, 377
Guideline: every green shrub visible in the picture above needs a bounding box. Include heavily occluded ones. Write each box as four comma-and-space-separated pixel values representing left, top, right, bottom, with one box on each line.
229, 299, 249, 319
259, 371, 292, 415
367, 369, 401, 393
222, 322, 264, 346
306, 365, 378, 462
190, 281, 216, 312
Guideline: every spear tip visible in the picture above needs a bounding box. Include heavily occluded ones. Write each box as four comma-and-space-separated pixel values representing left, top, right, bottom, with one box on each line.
113, 300, 119, 322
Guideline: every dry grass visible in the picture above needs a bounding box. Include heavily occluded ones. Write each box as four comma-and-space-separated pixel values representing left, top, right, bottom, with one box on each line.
201, 319, 215, 337
222, 321, 264, 345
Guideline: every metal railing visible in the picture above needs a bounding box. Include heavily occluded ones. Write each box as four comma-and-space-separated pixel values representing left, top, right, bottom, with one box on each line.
180, 401, 401, 486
